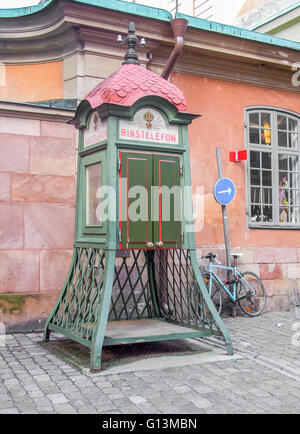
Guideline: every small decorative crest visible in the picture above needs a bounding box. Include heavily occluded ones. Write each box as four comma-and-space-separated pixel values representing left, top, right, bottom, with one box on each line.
144, 111, 154, 129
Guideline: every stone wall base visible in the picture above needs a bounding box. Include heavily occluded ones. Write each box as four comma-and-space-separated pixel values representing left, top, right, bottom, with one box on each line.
0, 293, 59, 333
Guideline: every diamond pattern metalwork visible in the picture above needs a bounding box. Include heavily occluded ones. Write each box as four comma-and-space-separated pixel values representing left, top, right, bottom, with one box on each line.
153, 249, 222, 335
109, 250, 155, 321
51, 247, 106, 343
48, 247, 223, 348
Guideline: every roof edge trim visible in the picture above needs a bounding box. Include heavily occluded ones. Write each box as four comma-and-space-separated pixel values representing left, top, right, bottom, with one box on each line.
176, 11, 300, 52
0, 0, 172, 22
0, 0, 52, 17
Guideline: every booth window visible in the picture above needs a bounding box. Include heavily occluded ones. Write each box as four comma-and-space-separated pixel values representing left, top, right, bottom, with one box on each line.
81, 150, 106, 235
246, 108, 300, 228
86, 162, 101, 226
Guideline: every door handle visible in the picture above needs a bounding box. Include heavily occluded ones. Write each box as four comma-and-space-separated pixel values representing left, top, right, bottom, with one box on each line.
155, 241, 164, 248
146, 242, 154, 249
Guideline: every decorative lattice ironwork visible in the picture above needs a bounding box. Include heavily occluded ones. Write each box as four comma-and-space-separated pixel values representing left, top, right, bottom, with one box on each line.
153, 249, 223, 336
109, 250, 156, 321
51, 247, 106, 343
48, 247, 227, 356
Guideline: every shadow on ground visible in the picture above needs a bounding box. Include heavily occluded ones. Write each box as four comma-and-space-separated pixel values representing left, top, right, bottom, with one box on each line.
39, 338, 211, 372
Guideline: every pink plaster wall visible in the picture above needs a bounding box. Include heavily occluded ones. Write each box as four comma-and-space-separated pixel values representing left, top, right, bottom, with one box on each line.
172, 73, 300, 312
0, 117, 76, 306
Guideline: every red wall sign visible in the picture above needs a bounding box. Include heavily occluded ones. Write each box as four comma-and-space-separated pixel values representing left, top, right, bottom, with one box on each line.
229, 150, 247, 162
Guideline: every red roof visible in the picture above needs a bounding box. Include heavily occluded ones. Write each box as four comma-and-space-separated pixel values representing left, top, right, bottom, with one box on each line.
85, 63, 187, 112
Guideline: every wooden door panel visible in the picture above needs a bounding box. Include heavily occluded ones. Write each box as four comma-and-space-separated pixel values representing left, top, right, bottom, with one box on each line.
153, 154, 181, 249
120, 151, 152, 249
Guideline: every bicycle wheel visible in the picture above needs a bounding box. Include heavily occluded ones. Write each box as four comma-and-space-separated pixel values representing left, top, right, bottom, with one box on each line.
237, 271, 266, 316
203, 276, 222, 315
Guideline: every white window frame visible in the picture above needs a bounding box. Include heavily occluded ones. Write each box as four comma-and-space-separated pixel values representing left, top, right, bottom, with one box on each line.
245, 106, 300, 229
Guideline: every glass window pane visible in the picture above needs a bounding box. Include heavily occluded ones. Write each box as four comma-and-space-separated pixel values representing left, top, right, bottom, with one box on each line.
279, 172, 288, 187
251, 187, 260, 203
262, 171, 272, 186
249, 113, 259, 126
250, 151, 260, 168
250, 205, 261, 222
278, 154, 288, 171
278, 131, 287, 147
290, 173, 299, 190
278, 115, 287, 130
279, 172, 288, 223
289, 155, 298, 171
262, 188, 272, 204
261, 128, 271, 145
262, 152, 271, 169
261, 113, 270, 128
249, 128, 260, 144
279, 206, 288, 222
289, 132, 298, 149
251, 169, 260, 185
290, 207, 300, 224
290, 188, 300, 206
86, 163, 101, 225
263, 206, 273, 222
289, 118, 297, 132
261, 113, 271, 145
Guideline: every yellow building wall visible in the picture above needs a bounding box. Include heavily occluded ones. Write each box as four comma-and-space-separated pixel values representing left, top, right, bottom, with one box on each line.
0, 62, 63, 103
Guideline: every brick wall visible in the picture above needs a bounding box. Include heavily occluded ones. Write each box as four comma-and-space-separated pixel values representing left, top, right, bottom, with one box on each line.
0, 115, 76, 332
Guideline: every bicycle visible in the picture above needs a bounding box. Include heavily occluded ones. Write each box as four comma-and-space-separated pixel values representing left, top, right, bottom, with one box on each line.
199, 252, 266, 317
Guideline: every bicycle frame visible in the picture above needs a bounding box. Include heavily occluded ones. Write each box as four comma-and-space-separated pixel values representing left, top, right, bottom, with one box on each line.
206, 261, 256, 302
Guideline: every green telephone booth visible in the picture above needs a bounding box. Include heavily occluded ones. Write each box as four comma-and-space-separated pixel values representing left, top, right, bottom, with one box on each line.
44, 23, 232, 372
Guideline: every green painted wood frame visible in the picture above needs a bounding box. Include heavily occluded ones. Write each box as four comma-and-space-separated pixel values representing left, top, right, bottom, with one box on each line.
119, 150, 182, 250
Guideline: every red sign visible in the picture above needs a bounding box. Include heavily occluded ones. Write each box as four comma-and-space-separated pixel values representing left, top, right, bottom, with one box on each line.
229, 150, 247, 162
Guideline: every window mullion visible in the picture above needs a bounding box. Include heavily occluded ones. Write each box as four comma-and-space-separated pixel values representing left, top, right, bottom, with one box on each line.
272, 110, 279, 225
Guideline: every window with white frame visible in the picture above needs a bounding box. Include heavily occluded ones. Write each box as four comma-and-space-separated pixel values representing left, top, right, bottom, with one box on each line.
246, 107, 300, 227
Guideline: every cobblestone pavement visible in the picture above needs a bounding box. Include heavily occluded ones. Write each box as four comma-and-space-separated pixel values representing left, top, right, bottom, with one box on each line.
0, 310, 300, 414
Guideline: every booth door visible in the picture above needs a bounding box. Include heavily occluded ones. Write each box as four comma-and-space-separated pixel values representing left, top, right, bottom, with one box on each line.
119, 151, 182, 249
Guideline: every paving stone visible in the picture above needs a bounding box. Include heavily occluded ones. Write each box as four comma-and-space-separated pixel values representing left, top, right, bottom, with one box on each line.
128, 395, 148, 404
173, 385, 193, 394
0, 408, 19, 414
53, 403, 78, 414
47, 393, 69, 404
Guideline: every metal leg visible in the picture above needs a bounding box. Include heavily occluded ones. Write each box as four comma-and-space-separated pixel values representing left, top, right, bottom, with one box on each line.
43, 249, 77, 343
90, 249, 116, 372
190, 250, 233, 356
44, 328, 51, 343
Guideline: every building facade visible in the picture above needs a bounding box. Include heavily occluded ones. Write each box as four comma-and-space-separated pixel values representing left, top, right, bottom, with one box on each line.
0, 0, 299, 331
235, 0, 300, 42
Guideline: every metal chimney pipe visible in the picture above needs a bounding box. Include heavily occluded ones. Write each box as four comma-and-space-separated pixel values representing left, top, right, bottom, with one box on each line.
161, 18, 188, 80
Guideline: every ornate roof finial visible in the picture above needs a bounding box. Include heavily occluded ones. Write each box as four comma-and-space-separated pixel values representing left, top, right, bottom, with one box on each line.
117, 21, 145, 65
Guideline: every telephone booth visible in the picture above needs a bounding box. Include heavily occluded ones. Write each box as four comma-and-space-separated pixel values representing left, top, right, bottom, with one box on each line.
44, 23, 232, 372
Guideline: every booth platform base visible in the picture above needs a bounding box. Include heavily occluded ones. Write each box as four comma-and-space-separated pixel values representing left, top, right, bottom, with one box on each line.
103, 319, 212, 346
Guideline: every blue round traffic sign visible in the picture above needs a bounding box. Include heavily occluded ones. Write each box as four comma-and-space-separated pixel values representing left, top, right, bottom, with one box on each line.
214, 177, 236, 205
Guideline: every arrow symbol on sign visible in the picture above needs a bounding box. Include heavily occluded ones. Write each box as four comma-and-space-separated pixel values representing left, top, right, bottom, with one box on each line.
218, 187, 232, 195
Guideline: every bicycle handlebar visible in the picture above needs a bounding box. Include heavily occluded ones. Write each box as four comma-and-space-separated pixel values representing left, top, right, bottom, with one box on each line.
205, 252, 216, 260
202, 252, 221, 264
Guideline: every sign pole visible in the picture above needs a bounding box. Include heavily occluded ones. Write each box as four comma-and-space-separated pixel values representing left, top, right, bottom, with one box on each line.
216, 147, 231, 270
215, 147, 236, 316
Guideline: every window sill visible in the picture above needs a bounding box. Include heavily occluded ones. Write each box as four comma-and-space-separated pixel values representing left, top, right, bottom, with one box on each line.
249, 224, 300, 230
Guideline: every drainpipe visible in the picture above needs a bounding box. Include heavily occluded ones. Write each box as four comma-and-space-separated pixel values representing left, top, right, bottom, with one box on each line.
161, 18, 188, 80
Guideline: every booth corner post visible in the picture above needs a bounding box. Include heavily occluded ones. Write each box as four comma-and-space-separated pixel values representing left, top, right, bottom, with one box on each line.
44, 22, 233, 371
